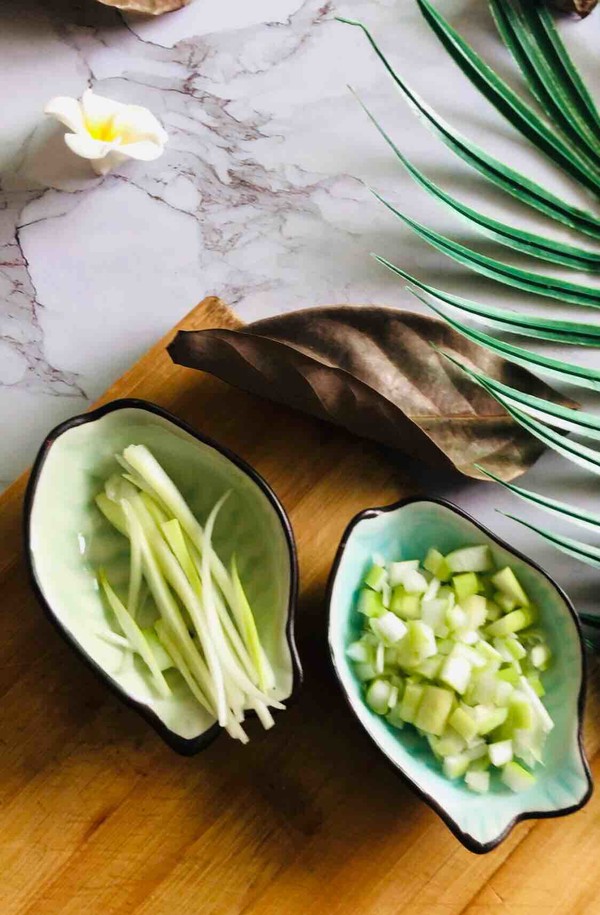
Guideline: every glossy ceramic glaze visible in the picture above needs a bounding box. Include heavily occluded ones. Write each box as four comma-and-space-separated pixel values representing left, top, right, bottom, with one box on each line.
25, 399, 300, 754
328, 497, 592, 853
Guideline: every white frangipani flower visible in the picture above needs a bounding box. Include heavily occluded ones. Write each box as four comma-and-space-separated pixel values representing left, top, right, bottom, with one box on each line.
45, 89, 168, 176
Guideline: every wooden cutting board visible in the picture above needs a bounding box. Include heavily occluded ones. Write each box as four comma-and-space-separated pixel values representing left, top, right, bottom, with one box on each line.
1, 296, 599, 915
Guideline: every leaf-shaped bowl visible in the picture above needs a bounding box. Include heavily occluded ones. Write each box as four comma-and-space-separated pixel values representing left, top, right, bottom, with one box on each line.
25, 398, 301, 755
327, 496, 592, 853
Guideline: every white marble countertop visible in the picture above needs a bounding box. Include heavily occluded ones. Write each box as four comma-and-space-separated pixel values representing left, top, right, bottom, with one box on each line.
2, 0, 600, 613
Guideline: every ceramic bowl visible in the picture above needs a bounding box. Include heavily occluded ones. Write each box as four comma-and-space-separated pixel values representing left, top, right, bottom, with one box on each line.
25, 398, 301, 755
327, 496, 592, 853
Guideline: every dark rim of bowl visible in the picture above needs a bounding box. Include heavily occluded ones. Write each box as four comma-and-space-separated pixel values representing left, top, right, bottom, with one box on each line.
24, 397, 302, 757
325, 494, 593, 854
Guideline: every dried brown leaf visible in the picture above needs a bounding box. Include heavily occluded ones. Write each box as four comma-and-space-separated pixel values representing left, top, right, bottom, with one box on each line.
168, 306, 577, 481
97, 0, 188, 14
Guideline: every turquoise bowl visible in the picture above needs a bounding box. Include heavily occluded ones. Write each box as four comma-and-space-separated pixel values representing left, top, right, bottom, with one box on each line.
25, 399, 301, 754
327, 496, 592, 853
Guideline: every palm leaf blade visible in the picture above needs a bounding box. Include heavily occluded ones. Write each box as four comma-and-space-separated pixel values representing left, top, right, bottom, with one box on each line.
438, 351, 600, 441
410, 290, 600, 390
336, 17, 600, 239
395, 210, 600, 309
376, 254, 600, 346
502, 512, 600, 569
478, 464, 600, 533
416, 0, 600, 194
490, 0, 600, 160
361, 99, 600, 271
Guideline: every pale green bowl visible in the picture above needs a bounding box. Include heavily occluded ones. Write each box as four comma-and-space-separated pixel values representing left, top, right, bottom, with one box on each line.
25, 399, 301, 754
327, 496, 592, 853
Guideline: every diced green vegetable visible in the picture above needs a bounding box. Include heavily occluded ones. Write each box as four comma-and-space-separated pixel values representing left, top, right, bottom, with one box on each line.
388, 559, 419, 587
491, 567, 529, 606
366, 679, 393, 714
371, 612, 408, 645
364, 564, 387, 591
449, 706, 478, 742
424, 548, 451, 581
390, 587, 421, 620
501, 760, 536, 793
465, 769, 490, 793
452, 572, 481, 603
414, 685, 454, 736
400, 681, 424, 724
358, 588, 386, 618
445, 545, 493, 574
348, 540, 552, 791
443, 753, 470, 780
488, 739, 513, 767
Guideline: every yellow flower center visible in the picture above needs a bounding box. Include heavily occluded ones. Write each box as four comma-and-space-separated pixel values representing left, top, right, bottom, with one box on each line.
85, 115, 120, 143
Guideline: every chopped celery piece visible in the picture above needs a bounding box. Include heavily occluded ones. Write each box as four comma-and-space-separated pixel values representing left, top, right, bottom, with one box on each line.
446, 545, 492, 574
497, 666, 520, 685
386, 705, 405, 729
527, 674, 545, 697
465, 769, 490, 793
389, 587, 421, 620
415, 656, 443, 680
531, 644, 551, 670
406, 620, 437, 661
423, 548, 451, 581
501, 760, 536, 793
491, 567, 529, 607
435, 728, 466, 757
475, 706, 508, 736
355, 662, 377, 682
347, 640, 373, 663
403, 569, 429, 594
357, 588, 385, 618
443, 753, 470, 780
370, 612, 408, 645
452, 572, 481, 603
504, 637, 527, 661
388, 560, 419, 587
423, 577, 441, 603
462, 594, 487, 630
400, 681, 424, 724
414, 685, 454, 736
440, 651, 472, 695
446, 603, 467, 632
364, 564, 387, 592
489, 739, 513, 767
366, 679, 392, 714
475, 640, 503, 664
421, 598, 448, 633
485, 600, 502, 622
494, 591, 517, 613
449, 706, 478, 742
486, 608, 536, 637
375, 641, 385, 675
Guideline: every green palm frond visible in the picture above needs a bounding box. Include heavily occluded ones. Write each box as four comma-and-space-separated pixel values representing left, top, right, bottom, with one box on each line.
375, 257, 600, 345
337, 16, 600, 238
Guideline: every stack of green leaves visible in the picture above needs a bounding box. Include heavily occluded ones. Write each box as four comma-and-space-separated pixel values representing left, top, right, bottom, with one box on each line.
338, 1, 600, 635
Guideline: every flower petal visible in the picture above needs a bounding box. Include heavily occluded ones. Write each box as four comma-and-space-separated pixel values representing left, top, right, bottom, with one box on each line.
113, 106, 168, 145
64, 132, 110, 160
117, 140, 166, 161
44, 96, 85, 133
82, 88, 129, 122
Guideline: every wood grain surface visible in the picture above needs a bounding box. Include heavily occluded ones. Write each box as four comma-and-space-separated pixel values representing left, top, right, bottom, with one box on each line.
1, 296, 599, 915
